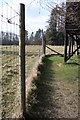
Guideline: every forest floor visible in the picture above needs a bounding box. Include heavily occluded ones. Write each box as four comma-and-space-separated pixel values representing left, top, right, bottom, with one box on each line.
26, 54, 79, 119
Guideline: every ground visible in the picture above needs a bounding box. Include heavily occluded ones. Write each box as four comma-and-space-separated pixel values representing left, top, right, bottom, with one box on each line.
26, 55, 79, 119
1, 45, 79, 118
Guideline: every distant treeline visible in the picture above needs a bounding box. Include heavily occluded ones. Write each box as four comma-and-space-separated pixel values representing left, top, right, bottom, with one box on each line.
25, 29, 42, 45
0, 32, 19, 45
0, 30, 42, 45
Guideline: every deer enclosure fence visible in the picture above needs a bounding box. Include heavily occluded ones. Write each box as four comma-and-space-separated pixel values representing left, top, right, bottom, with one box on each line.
0, 0, 21, 119
0, 0, 43, 119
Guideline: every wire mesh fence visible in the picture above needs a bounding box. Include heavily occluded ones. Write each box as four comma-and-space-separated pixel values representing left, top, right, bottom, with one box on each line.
0, 1, 44, 119
0, 0, 22, 118
25, 44, 43, 94
25, 45, 42, 79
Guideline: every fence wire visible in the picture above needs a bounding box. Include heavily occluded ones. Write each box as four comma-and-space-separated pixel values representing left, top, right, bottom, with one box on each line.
0, 1, 22, 119
25, 45, 42, 78
25, 41, 43, 96
0, 1, 44, 119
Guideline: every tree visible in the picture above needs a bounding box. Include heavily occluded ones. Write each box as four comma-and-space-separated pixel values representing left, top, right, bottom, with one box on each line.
0, 31, 19, 45
46, 2, 66, 45
25, 30, 28, 45
29, 32, 34, 45
34, 29, 42, 45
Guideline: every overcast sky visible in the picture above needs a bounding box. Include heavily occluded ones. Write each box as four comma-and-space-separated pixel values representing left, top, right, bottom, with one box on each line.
0, 0, 66, 35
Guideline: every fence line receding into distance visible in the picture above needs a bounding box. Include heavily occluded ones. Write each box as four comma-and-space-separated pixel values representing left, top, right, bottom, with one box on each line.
0, 1, 44, 119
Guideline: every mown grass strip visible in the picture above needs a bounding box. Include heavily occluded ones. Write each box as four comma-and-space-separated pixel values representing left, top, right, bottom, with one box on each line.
26, 54, 79, 118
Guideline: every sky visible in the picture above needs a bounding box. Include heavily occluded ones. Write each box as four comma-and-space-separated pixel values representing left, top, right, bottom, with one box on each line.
0, 0, 66, 36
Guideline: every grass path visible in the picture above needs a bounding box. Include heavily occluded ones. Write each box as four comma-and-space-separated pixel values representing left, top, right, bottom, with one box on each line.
26, 55, 79, 119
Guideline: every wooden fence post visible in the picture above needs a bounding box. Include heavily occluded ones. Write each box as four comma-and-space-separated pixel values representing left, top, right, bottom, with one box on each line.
64, 30, 68, 63
19, 3, 26, 117
68, 39, 71, 58
76, 35, 79, 55
42, 30, 46, 55
71, 37, 74, 56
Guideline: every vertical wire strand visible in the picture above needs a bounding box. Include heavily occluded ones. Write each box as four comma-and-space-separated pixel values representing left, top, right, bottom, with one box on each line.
1, 1, 3, 119
10, 5, 12, 117
6, 3, 9, 117
14, 9, 17, 113
2, 0, 4, 118
6, 2, 8, 77
15, 13, 17, 78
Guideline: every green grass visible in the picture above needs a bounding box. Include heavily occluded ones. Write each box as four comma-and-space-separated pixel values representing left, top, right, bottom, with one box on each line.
52, 55, 78, 83
1, 45, 79, 118
26, 54, 79, 118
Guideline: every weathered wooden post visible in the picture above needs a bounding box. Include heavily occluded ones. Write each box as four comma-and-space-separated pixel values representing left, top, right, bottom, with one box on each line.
19, 3, 26, 117
42, 30, 46, 55
77, 44, 79, 55
68, 38, 71, 58
64, 30, 68, 62
71, 38, 74, 56
76, 35, 79, 55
